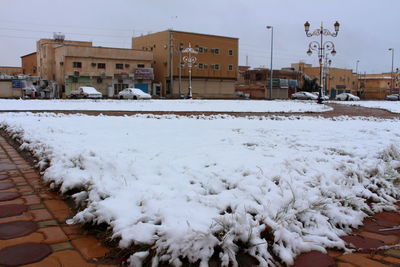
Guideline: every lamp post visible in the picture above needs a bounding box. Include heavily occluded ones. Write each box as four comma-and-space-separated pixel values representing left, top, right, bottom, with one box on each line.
182, 43, 198, 99
304, 21, 340, 104
356, 60, 360, 92
389, 48, 394, 93
324, 55, 332, 96
266, 26, 274, 100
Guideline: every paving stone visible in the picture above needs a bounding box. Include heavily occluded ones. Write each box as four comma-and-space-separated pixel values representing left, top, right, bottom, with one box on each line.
31, 209, 54, 221
22, 255, 61, 267
0, 174, 9, 180
0, 221, 37, 239
293, 251, 335, 267
62, 225, 86, 240
341, 235, 384, 252
337, 253, 387, 267
381, 256, 400, 265
0, 198, 24, 205
327, 249, 342, 257
0, 204, 28, 218
39, 191, 58, 200
337, 263, 356, 267
44, 199, 72, 222
0, 243, 52, 266
24, 172, 40, 179
0, 182, 15, 190
23, 195, 41, 205
17, 185, 34, 193
361, 218, 399, 236
11, 176, 26, 183
0, 163, 15, 171
38, 226, 68, 244
358, 231, 399, 245
72, 237, 110, 260
373, 211, 400, 224
0, 211, 34, 224
0, 232, 44, 250
0, 191, 21, 201
50, 241, 73, 252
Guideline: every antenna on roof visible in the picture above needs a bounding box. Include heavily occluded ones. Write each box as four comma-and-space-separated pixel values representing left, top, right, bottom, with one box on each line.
53, 32, 65, 43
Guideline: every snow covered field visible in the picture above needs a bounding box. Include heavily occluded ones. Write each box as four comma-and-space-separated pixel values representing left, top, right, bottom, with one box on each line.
0, 113, 399, 266
332, 100, 400, 113
0, 99, 332, 113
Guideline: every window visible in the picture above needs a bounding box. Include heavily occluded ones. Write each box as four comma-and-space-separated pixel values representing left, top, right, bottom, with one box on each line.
73, 62, 82, 68
229, 50, 234, 56
137, 64, 145, 68
212, 64, 220, 70
179, 43, 184, 51
97, 77, 103, 83
116, 63, 123, 69
198, 47, 203, 53
212, 48, 220, 54
228, 65, 233, 71
198, 63, 204, 69
98, 63, 106, 69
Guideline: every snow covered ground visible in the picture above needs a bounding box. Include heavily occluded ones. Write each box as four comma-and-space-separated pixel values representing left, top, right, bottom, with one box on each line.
0, 113, 399, 266
332, 100, 400, 113
0, 99, 332, 113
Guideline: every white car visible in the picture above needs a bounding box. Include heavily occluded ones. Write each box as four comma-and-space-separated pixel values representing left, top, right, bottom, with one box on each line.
291, 91, 318, 100
311, 92, 329, 100
118, 88, 151, 99
70, 87, 102, 99
386, 94, 400, 101
335, 93, 360, 101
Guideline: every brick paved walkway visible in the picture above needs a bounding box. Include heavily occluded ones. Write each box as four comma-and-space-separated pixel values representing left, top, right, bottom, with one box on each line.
0, 136, 117, 266
0, 131, 399, 266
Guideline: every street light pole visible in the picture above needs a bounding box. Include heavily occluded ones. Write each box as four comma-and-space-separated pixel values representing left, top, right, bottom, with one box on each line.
389, 48, 394, 93
356, 60, 360, 92
304, 21, 339, 104
182, 43, 198, 99
266, 26, 273, 100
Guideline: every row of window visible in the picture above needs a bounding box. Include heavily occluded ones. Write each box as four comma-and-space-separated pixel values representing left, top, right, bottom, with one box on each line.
72, 62, 145, 69
178, 44, 234, 55
196, 63, 234, 71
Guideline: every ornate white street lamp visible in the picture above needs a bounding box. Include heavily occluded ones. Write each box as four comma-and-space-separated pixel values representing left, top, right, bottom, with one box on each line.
182, 43, 198, 99
304, 21, 340, 103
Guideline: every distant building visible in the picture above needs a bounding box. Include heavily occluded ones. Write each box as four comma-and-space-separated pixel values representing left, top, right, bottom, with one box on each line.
132, 30, 238, 98
21, 52, 37, 76
359, 72, 399, 99
292, 62, 357, 98
235, 68, 303, 99
36, 38, 153, 97
0, 66, 22, 76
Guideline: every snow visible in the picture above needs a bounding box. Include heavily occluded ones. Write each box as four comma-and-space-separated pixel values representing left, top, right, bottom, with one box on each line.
0, 99, 332, 113
0, 113, 399, 266
332, 100, 400, 113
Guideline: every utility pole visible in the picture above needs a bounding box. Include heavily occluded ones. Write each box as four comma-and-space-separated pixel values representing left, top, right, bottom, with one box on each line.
168, 30, 174, 97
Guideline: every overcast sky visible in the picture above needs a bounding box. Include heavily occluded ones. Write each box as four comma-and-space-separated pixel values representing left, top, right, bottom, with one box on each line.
1, 0, 399, 74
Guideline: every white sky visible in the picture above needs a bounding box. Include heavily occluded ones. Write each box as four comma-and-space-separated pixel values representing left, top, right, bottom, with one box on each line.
0, 0, 399, 74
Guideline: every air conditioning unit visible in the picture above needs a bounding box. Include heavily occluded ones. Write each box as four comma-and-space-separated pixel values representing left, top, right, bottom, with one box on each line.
59, 62, 64, 65
125, 64, 130, 68
91, 63, 96, 67
73, 71, 80, 77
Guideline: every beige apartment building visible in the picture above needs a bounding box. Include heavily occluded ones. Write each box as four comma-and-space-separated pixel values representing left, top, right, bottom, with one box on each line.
21, 52, 37, 76
36, 38, 153, 97
132, 30, 238, 98
358, 72, 399, 99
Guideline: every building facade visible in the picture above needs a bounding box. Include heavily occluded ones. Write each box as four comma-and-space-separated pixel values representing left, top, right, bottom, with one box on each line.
21, 52, 38, 76
132, 30, 238, 98
358, 72, 399, 99
53, 44, 153, 96
0, 66, 22, 76
292, 62, 357, 97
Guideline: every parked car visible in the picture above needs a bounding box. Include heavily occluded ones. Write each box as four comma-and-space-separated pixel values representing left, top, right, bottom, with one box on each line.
118, 88, 151, 99
70, 87, 102, 99
335, 93, 360, 101
291, 91, 318, 100
311, 92, 330, 100
386, 94, 400, 101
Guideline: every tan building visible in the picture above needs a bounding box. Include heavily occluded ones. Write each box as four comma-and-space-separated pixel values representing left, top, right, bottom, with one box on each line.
132, 30, 238, 98
53, 44, 153, 96
358, 73, 399, 99
292, 62, 357, 97
0, 66, 22, 76
21, 52, 38, 75
37, 38, 93, 81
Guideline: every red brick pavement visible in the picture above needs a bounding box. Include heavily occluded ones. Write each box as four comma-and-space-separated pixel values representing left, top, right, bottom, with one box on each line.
0, 136, 117, 266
